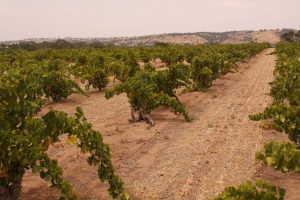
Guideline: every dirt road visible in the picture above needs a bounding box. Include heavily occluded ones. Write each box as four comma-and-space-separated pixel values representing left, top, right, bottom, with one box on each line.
20, 48, 278, 200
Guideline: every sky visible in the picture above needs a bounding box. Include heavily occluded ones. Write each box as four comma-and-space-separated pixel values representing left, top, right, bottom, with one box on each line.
0, 0, 299, 41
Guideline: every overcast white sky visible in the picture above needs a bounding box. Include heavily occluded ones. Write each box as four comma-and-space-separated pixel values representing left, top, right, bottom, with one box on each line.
0, 0, 299, 41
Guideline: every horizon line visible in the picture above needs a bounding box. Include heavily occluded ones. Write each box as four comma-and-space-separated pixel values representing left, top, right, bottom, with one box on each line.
1, 28, 294, 43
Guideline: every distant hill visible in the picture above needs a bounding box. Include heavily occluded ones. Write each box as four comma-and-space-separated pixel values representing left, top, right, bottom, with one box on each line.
117, 29, 281, 45
0, 29, 288, 47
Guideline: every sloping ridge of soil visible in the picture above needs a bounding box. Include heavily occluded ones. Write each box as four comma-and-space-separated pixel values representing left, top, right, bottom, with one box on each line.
20, 48, 297, 200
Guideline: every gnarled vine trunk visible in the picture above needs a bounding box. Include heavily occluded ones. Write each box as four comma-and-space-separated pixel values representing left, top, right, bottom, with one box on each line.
130, 109, 155, 126
0, 167, 24, 200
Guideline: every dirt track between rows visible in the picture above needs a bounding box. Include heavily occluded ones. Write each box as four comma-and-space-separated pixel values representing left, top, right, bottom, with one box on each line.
21, 48, 289, 200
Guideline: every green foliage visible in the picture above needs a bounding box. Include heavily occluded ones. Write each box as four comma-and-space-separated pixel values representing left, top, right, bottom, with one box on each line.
250, 104, 300, 145
155, 63, 191, 99
250, 43, 300, 173
105, 70, 190, 122
88, 54, 105, 67
42, 108, 129, 199
73, 54, 109, 91
121, 51, 140, 81
191, 54, 214, 89
0, 67, 44, 129
76, 54, 88, 66
190, 43, 269, 90
156, 45, 185, 67
256, 142, 300, 173
144, 62, 155, 72
81, 67, 109, 91
137, 48, 151, 63
269, 52, 300, 106
111, 60, 139, 82
0, 42, 269, 94
214, 180, 285, 200
42, 71, 87, 101
33, 57, 88, 101
73, 53, 110, 91
0, 65, 128, 199
0, 68, 76, 199
0, 41, 270, 199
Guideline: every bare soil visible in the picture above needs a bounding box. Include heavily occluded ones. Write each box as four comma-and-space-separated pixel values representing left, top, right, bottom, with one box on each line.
251, 31, 281, 44
253, 126, 300, 200
19, 48, 299, 200
222, 31, 280, 44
